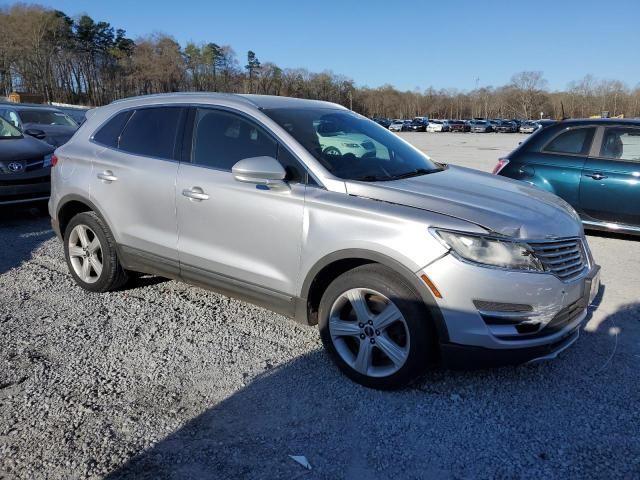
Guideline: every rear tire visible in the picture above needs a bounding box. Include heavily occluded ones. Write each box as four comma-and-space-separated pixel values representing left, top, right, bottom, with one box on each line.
63, 211, 128, 292
318, 264, 433, 389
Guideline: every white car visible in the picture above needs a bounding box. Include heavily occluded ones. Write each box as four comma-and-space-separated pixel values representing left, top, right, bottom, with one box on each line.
427, 120, 445, 132
388, 120, 405, 132
315, 120, 376, 157
519, 121, 539, 134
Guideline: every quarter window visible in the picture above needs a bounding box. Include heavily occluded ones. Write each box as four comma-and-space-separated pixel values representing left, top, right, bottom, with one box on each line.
276, 144, 305, 183
93, 111, 132, 148
118, 107, 185, 160
191, 109, 277, 171
599, 127, 640, 161
543, 128, 595, 155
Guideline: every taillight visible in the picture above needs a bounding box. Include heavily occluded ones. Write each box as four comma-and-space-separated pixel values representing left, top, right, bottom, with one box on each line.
51, 154, 58, 167
492, 158, 509, 175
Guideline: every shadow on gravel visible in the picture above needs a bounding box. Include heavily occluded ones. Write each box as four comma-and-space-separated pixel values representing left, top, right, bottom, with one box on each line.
0, 204, 54, 275
106, 299, 640, 479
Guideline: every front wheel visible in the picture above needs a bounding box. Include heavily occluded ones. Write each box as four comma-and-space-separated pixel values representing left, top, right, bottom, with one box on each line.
318, 264, 433, 389
323, 146, 341, 157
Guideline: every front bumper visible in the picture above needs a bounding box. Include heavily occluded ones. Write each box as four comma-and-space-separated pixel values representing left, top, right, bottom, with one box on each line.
419, 250, 600, 366
439, 328, 581, 368
0, 178, 50, 205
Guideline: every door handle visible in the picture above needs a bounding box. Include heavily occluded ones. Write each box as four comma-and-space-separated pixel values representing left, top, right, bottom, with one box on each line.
97, 170, 118, 183
585, 172, 608, 180
182, 187, 209, 201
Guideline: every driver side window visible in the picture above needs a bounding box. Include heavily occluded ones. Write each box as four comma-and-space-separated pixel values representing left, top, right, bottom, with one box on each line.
191, 109, 277, 171
599, 127, 640, 162
191, 108, 307, 183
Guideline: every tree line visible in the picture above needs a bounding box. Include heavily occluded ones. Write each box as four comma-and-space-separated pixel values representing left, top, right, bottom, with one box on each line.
1, 4, 639, 120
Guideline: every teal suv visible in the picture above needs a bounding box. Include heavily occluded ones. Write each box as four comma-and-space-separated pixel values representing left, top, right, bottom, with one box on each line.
494, 119, 640, 235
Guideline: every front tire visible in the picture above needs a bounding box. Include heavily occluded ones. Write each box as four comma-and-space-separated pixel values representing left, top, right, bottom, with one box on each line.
323, 146, 341, 157
64, 211, 128, 292
318, 264, 433, 389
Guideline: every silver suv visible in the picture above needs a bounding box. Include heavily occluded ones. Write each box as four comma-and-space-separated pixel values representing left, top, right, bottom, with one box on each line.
49, 93, 600, 389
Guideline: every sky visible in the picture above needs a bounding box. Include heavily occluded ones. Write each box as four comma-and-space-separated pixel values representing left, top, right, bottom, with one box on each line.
7, 0, 640, 92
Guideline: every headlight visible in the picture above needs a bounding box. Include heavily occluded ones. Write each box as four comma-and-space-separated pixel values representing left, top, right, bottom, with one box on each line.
43, 153, 53, 168
342, 143, 361, 148
433, 229, 545, 272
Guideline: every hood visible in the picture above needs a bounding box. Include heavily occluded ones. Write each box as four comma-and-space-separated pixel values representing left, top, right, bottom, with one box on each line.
23, 123, 77, 147
345, 165, 582, 239
0, 135, 54, 163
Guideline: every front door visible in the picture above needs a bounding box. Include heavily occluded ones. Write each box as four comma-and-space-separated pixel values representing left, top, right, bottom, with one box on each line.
176, 107, 306, 310
579, 126, 640, 226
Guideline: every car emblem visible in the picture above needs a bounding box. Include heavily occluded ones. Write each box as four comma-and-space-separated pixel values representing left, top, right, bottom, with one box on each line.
8, 162, 24, 173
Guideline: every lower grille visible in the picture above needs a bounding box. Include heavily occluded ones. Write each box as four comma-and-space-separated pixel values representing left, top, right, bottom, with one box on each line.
528, 238, 587, 282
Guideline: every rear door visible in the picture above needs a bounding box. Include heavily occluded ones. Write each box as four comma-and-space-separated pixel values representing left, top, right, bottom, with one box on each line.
519, 126, 596, 207
579, 126, 640, 226
90, 106, 186, 269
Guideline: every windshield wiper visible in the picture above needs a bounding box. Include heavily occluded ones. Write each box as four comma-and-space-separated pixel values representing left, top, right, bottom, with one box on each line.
387, 168, 434, 180
352, 175, 388, 182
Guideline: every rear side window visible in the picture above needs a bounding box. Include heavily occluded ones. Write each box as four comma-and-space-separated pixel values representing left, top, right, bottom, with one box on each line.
93, 111, 132, 148
119, 107, 185, 160
543, 128, 595, 155
599, 127, 640, 162
191, 108, 277, 171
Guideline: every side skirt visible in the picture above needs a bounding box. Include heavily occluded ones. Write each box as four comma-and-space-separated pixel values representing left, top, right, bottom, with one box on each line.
117, 244, 298, 320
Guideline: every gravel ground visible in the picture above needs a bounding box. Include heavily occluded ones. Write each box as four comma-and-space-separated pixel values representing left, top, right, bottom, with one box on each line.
1, 133, 639, 479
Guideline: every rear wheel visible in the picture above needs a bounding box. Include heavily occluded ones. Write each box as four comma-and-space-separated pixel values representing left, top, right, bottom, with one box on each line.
64, 211, 128, 292
318, 264, 433, 389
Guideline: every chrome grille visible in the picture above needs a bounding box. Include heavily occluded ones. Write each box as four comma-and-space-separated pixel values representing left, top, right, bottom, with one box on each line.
529, 238, 587, 282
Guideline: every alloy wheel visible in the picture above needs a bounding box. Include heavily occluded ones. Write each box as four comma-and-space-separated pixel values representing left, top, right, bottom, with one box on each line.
329, 288, 410, 378
68, 224, 103, 284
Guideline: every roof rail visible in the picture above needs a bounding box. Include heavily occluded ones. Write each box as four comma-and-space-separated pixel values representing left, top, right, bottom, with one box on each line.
109, 92, 258, 108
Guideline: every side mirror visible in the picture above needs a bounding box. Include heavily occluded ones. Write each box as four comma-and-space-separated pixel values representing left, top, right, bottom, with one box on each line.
24, 128, 47, 140
232, 156, 288, 189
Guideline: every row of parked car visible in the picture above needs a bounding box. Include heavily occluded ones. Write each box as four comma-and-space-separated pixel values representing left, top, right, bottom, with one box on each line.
0, 102, 88, 205
375, 117, 554, 134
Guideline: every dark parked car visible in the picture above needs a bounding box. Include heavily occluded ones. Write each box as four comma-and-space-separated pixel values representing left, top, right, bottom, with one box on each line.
55, 106, 89, 126
494, 119, 640, 235
0, 104, 78, 147
469, 120, 493, 132
0, 116, 54, 205
495, 120, 519, 133
407, 119, 427, 132
448, 120, 470, 132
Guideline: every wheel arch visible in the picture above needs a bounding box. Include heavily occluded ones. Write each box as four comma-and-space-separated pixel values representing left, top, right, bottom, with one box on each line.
56, 194, 116, 241
298, 249, 449, 342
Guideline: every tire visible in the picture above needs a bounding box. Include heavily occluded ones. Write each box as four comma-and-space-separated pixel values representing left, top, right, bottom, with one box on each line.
323, 146, 341, 157
63, 211, 128, 292
318, 264, 433, 389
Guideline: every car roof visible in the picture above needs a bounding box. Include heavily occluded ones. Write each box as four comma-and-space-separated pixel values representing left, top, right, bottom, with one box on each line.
0, 103, 62, 112
554, 118, 640, 127
109, 92, 346, 111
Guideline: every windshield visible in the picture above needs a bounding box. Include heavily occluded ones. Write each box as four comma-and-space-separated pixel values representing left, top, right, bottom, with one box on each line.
0, 117, 23, 139
263, 108, 442, 181
19, 110, 77, 127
